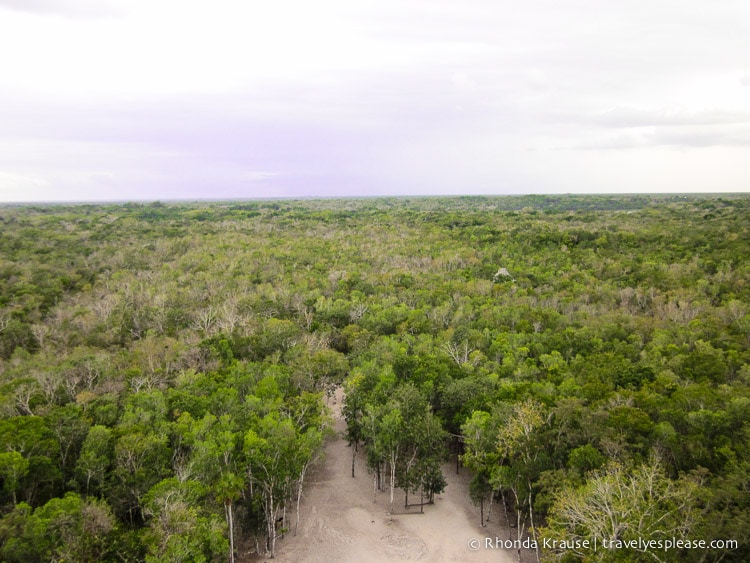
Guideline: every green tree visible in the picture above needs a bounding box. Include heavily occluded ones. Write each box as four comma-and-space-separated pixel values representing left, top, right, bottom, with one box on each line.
494, 399, 548, 561
462, 410, 499, 527
0, 451, 29, 504
142, 478, 227, 563
244, 414, 299, 558
369, 403, 403, 514
109, 430, 171, 524
75, 425, 113, 496
0, 493, 117, 562
185, 414, 245, 563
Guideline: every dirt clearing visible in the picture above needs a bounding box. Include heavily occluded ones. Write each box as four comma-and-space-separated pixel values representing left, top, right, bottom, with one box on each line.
254, 388, 519, 563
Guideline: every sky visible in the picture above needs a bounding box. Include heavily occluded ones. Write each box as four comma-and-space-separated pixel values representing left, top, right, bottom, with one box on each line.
0, 0, 749, 202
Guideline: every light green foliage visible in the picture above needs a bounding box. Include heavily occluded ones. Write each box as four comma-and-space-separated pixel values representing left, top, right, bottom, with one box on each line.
244, 413, 323, 557
542, 459, 702, 562
142, 478, 226, 563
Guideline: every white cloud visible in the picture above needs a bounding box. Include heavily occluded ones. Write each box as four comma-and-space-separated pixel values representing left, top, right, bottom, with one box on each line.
0, 0, 121, 18
0, 170, 50, 192
587, 106, 750, 128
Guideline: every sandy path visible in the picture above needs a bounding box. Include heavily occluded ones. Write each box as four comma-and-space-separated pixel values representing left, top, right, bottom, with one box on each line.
262, 389, 517, 563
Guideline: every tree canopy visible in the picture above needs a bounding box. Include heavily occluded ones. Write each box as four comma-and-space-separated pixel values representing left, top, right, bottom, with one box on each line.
1, 194, 748, 561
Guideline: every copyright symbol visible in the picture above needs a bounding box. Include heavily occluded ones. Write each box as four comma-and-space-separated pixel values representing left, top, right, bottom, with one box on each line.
468, 538, 481, 551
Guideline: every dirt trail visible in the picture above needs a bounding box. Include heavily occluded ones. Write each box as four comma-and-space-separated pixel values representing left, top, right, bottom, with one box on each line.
262, 388, 517, 563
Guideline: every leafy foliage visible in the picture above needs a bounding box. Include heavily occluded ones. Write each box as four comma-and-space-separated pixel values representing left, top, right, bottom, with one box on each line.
0, 195, 748, 561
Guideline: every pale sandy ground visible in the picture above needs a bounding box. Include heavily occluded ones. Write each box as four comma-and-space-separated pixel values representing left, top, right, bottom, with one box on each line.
249, 388, 528, 563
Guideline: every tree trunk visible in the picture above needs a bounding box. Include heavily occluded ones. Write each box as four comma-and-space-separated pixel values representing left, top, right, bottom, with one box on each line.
486, 490, 494, 526
500, 489, 511, 539
267, 489, 277, 558
282, 504, 287, 538
227, 500, 235, 563
528, 487, 540, 563
351, 442, 356, 478
389, 461, 396, 515
296, 467, 307, 536
513, 487, 524, 563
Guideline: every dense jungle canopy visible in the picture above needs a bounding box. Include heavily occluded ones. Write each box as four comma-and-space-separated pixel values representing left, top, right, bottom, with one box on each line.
0, 194, 748, 562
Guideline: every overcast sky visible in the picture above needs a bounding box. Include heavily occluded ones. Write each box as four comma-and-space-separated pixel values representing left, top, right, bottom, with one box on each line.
1, 0, 749, 202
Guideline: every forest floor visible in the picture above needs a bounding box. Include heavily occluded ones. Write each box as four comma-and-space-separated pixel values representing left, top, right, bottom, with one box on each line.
247, 388, 524, 562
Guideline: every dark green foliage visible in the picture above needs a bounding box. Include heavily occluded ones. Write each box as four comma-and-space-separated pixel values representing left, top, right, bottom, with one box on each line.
0, 493, 119, 562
